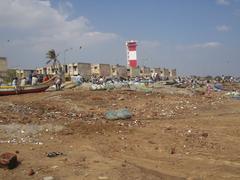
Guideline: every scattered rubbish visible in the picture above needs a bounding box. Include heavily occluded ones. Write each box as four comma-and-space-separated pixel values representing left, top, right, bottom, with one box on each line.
105, 108, 132, 120
47, 152, 63, 158
214, 83, 224, 91
0, 152, 18, 169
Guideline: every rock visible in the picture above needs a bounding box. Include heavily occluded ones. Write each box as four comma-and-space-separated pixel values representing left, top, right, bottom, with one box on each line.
148, 140, 156, 144
98, 176, 109, 180
0, 152, 18, 169
28, 168, 35, 176
118, 96, 125, 100
201, 132, 208, 138
170, 147, 176, 154
43, 176, 54, 180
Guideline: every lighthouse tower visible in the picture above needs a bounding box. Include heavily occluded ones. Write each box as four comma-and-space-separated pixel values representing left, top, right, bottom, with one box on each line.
126, 40, 137, 68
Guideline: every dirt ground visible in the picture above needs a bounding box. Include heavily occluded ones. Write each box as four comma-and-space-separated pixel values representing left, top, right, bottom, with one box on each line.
0, 87, 240, 180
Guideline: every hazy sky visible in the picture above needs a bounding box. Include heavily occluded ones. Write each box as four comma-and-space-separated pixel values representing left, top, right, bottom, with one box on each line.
0, 0, 240, 76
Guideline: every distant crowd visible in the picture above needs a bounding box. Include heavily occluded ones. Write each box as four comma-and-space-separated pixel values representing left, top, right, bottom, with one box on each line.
11, 73, 50, 86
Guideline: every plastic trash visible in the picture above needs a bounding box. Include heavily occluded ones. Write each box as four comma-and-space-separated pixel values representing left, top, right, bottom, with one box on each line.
105, 108, 132, 120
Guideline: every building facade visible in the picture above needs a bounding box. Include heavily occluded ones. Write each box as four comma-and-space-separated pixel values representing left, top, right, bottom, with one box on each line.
129, 67, 140, 77
161, 68, 170, 78
0, 57, 7, 78
111, 65, 128, 78
91, 64, 111, 77
140, 66, 151, 77
170, 69, 177, 78
67, 63, 91, 79
16, 69, 35, 79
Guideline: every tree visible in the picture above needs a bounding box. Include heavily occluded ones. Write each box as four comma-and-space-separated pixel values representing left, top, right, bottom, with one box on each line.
3, 69, 16, 83
46, 49, 61, 74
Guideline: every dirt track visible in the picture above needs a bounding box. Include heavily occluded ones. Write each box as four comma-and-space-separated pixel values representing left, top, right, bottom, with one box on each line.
0, 88, 240, 180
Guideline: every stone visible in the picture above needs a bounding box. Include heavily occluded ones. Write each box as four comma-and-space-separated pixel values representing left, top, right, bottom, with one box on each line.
170, 147, 176, 154
43, 176, 54, 180
28, 169, 35, 176
201, 132, 208, 138
0, 152, 18, 169
98, 176, 109, 180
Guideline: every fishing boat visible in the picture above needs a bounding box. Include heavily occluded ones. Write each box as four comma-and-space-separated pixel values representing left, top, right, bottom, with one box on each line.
0, 76, 56, 96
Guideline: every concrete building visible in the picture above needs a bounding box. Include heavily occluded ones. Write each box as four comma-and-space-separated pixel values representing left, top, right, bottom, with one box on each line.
0, 57, 7, 78
91, 64, 111, 77
111, 65, 128, 78
16, 69, 35, 78
151, 68, 162, 75
161, 68, 170, 78
67, 63, 91, 79
170, 69, 177, 78
140, 66, 151, 77
36, 67, 47, 75
129, 67, 140, 77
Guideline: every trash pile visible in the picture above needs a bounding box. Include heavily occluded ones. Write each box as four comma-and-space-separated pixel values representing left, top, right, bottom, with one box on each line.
129, 82, 153, 93
225, 91, 240, 100
105, 108, 132, 120
90, 81, 129, 91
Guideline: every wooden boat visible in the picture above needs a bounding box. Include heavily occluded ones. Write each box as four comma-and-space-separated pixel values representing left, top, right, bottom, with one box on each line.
0, 76, 56, 96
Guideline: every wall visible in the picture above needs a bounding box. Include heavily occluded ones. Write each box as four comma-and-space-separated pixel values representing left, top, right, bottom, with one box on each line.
140, 66, 151, 77
111, 65, 128, 78
0, 57, 7, 77
170, 69, 177, 78
77, 63, 91, 79
99, 64, 111, 77
130, 67, 140, 77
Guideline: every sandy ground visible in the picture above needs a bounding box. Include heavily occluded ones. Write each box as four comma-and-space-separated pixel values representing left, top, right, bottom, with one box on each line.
0, 87, 240, 180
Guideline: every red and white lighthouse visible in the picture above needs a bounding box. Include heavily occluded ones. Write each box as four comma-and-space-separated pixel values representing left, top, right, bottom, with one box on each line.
126, 40, 137, 68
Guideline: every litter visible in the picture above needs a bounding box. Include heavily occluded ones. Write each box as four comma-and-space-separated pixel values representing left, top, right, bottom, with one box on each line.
105, 108, 132, 120
47, 152, 63, 158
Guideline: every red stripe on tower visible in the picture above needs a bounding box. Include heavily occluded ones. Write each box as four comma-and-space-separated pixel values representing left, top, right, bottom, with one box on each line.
126, 40, 137, 68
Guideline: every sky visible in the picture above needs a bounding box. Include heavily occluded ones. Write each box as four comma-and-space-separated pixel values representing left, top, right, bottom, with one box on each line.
0, 0, 240, 76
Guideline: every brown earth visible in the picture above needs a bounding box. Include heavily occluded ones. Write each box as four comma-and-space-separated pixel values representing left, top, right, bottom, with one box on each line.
0, 88, 240, 180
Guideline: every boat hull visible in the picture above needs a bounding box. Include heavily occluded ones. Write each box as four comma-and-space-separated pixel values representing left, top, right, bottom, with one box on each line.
0, 85, 50, 96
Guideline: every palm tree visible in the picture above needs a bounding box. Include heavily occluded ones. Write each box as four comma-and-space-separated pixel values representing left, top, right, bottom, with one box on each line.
46, 49, 61, 74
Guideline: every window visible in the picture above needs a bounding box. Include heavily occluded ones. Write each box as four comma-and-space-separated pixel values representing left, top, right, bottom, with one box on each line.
73, 66, 77, 71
